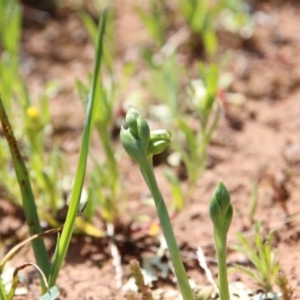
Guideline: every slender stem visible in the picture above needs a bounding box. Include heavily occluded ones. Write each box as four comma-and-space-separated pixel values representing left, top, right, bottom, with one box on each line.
139, 162, 194, 300
214, 228, 230, 300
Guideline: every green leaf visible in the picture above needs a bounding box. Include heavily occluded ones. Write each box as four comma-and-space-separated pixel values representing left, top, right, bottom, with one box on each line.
0, 97, 51, 288
80, 11, 97, 45
48, 8, 109, 287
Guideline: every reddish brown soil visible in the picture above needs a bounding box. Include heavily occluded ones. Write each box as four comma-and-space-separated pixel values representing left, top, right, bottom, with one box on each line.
1, 1, 300, 299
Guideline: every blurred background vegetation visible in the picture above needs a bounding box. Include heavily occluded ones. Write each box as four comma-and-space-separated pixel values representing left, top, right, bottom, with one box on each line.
0, 0, 254, 228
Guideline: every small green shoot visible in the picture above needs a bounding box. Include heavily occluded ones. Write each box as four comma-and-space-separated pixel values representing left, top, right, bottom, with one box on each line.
0, 97, 51, 290
209, 181, 233, 300
177, 0, 217, 56
0, 0, 24, 112
78, 8, 130, 224
146, 57, 220, 201
134, 0, 167, 50
231, 222, 280, 293
248, 179, 259, 224
176, 0, 253, 56
173, 63, 220, 197
120, 107, 194, 300
0, 0, 65, 219
48, 8, 109, 287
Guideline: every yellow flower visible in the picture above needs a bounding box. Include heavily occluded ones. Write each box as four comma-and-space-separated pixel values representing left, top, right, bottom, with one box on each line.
26, 106, 40, 119
148, 222, 160, 236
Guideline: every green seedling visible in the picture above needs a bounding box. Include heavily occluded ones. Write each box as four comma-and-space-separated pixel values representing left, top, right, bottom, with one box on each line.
0, 0, 66, 219
0, 87, 66, 218
209, 181, 233, 300
0, 98, 66, 297
25, 94, 67, 217
248, 179, 259, 224
231, 222, 280, 293
0, 0, 30, 115
218, 1, 254, 39
147, 53, 181, 119
48, 8, 109, 287
0, 8, 109, 299
121, 107, 194, 300
0, 0, 21, 56
177, 0, 217, 57
0, 97, 51, 291
145, 56, 220, 204
79, 8, 137, 224
172, 63, 220, 198
176, 0, 253, 56
135, 0, 252, 58
134, 0, 168, 50
76, 56, 120, 224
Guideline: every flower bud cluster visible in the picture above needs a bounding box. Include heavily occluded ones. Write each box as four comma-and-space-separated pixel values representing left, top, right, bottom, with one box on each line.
120, 106, 171, 165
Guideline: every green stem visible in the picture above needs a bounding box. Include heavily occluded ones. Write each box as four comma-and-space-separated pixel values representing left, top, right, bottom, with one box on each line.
214, 228, 230, 300
139, 161, 194, 300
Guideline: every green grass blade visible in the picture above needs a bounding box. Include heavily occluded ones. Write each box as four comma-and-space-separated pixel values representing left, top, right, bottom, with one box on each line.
231, 264, 262, 284
80, 11, 98, 45
234, 233, 261, 268
0, 97, 51, 281
48, 8, 108, 287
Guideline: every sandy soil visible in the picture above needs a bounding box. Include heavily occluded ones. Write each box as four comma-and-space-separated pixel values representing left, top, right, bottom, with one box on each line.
1, 1, 300, 299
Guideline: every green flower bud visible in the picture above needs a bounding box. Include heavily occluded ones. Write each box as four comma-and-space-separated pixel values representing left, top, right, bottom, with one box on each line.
150, 129, 171, 142
125, 106, 150, 151
209, 181, 233, 234
120, 126, 148, 166
148, 129, 171, 157
121, 108, 171, 165
126, 107, 138, 136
